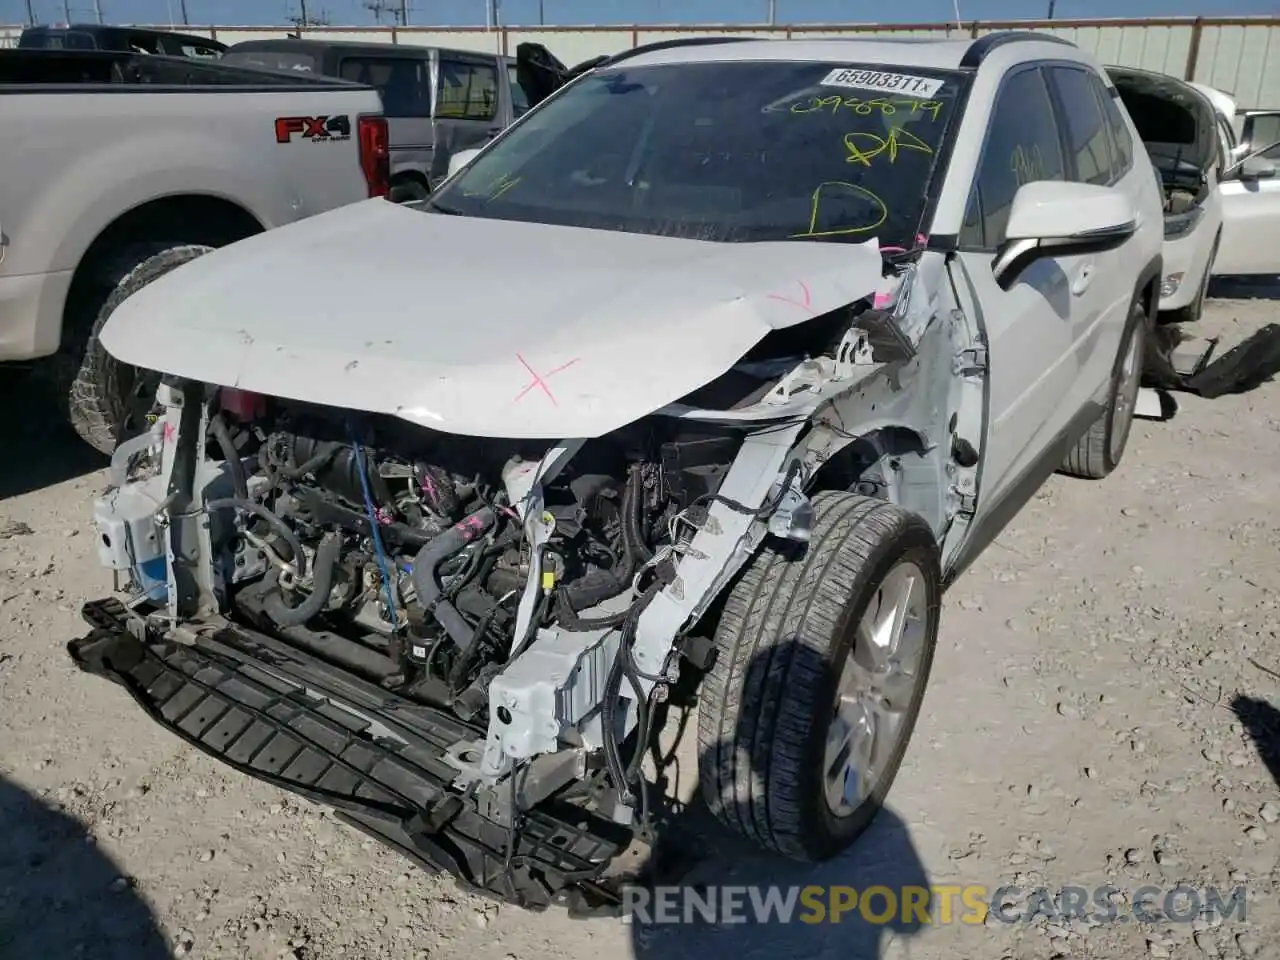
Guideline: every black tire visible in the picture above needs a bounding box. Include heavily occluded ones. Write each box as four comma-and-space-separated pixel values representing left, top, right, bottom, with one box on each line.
389, 179, 430, 204
697, 491, 942, 861
1059, 297, 1147, 480
1162, 233, 1219, 325
60, 244, 213, 454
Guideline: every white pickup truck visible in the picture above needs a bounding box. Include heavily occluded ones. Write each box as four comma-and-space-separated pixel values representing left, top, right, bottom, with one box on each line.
0, 47, 388, 454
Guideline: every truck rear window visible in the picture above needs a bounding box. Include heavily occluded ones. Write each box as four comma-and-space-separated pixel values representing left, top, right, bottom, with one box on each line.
18, 29, 97, 50
221, 50, 317, 73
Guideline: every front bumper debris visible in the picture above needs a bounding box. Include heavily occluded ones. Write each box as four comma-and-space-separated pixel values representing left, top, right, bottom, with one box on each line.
68, 599, 631, 910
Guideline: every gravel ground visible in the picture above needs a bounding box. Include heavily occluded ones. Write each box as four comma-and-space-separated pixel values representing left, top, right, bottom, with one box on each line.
1, 294, 1278, 960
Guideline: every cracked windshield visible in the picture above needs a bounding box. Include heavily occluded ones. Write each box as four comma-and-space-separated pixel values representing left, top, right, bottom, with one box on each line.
430, 60, 964, 251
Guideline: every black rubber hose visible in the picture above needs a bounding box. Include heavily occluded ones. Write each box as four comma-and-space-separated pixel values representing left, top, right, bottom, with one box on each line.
560, 465, 645, 615
263, 532, 341, 628
281, 441, 339, 480
411, 507, 496, 652
623, 463, 653, 564
206, 497, 308, 579
209, 414, 249, 501
555, 589, 628, 631
598, 585, 659, 802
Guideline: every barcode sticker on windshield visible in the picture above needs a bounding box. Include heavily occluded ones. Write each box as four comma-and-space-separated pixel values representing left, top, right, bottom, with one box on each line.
819, 68, 944, 98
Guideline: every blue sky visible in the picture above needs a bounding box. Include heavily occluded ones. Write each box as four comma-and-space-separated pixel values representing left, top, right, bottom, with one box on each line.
11, 0, 1278, 27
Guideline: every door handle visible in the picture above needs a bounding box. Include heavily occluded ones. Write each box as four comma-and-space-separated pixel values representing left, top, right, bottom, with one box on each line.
1071, 262, 1094, 296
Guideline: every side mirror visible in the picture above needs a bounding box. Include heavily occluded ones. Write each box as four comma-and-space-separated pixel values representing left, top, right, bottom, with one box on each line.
992, 181, 1138, 291
1223, 143, 1279, 181
1239, 154, 1278, 180
447, 147, 482, 178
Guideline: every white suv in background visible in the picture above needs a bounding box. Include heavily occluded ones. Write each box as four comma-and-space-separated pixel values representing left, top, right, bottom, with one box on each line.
1109, 67, 1280, 323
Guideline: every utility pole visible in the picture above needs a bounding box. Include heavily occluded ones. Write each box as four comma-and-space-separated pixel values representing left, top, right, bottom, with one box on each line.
1046, 0, 1056, 18
63, 0, 72, 22
93, 0, 103, 23
180, 0, 190, 23
767, 0, 776, 25
25, 0, 36, 25
287, 1, 330, 28
364, 0, 389, 23
538, 0, 544, 25
398, 0, 409, 25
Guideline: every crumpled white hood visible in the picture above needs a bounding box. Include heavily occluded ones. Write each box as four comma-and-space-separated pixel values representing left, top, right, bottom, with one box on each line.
100, 198, 885, 438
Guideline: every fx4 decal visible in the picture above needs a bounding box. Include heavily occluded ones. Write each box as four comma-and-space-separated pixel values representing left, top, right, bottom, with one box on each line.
275, 115, 352, 143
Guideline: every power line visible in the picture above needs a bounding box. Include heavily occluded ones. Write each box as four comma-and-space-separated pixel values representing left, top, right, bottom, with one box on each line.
365, 0, 409, 25
287, 0, 330, 27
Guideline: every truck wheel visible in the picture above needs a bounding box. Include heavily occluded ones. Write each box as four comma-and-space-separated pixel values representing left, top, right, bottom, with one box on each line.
697, 491, 941, 861
63, 244, 213, 454
1059, 297, 1146, 480
389, 179, 429, 204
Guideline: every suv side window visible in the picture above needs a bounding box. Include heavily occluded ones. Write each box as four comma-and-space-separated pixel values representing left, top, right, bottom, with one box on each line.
960, 66, 1067, 250
509, 64, 530, 117
437, 58, 499, 122
1047, 65, 1114, 186
339, 56, 430, 116
1095, 79, 1135, 177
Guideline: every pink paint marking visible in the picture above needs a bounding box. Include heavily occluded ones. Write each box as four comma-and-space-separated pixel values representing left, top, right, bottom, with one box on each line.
454, 513, 489, 540
766, 279, 815, 314
512, 352, 581, 407
873, 292, 894, 309
161, 421, 176, 444
420, 470, 439, 501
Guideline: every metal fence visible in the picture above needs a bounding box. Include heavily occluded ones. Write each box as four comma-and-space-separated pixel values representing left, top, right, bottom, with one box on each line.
2, 16, 1278, 106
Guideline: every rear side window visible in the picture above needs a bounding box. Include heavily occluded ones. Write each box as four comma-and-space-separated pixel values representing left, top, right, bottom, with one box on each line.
178, 42, 223, 59
1097, 80, 1135, 176
20, 29, 96, 49
1047, 66, 1114, 186
509, 64, 530, 117
125, 32, 165, 54
222, 49, 316, 72
960, 66, 1067, 250
437, 58, 498, 121
339, 56, 430, 116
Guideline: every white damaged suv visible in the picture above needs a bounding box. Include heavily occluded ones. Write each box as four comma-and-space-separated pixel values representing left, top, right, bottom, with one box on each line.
69, 32, 1162, 908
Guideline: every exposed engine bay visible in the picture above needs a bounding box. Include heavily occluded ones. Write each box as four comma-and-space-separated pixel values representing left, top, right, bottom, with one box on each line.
1111, 68, 1217, 238
182, 398, 737, 735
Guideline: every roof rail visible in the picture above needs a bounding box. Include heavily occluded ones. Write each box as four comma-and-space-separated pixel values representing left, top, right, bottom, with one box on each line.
960, 30, 1073, 68
601, 35, 760, 69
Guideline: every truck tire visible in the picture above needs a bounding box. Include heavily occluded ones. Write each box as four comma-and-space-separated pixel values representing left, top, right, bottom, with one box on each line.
389, 179, 429, 204
62, 244, 213, 455
1059, 297, 1146, 480
697, 491, 941, 861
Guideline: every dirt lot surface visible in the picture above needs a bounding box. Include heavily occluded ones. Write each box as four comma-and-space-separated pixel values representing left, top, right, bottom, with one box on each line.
1, 294, 1278, 960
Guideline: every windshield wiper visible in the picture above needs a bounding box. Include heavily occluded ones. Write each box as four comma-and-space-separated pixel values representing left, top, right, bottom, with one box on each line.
424, 199, 464, 216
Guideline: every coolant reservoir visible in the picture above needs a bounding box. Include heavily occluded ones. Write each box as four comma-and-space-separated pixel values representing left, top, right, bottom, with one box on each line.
93, 477, 168, 602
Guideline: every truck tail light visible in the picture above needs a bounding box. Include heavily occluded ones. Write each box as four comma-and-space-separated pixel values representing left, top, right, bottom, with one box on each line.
358, 116, 390, 199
